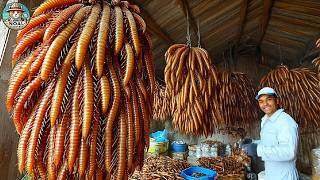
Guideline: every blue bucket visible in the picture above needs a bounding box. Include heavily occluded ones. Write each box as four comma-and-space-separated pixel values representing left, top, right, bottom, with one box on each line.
180, 166, 217, 180
171, 142, 187, 152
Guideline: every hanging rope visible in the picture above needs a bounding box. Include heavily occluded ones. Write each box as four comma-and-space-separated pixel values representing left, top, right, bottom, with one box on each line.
197, 19, 201, 48
185, 9, 192, 47
278, 42, 283, 64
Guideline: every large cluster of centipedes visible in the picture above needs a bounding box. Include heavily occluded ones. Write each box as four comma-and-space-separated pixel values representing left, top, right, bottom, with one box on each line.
7, 0, 155, 179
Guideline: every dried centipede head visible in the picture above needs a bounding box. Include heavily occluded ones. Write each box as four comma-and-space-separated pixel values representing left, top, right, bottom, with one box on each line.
316, 38, 320, 48
313, 57, 320, 69
89, 0, 97, 4
111, 0, 121, 6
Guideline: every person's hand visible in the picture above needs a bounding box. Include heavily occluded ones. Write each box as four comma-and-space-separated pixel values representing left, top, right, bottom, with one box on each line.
252, 139, 260, 144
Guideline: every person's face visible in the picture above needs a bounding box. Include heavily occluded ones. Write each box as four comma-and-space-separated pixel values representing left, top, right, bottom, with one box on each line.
258, 94, 278, 117
10, 11, 22, 19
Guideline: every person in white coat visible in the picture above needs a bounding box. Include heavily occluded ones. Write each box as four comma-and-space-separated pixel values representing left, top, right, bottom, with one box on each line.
255, 87, 299, 180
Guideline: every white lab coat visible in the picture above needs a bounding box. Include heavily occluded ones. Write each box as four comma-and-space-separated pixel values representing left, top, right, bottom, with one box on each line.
256, 109, 299, 180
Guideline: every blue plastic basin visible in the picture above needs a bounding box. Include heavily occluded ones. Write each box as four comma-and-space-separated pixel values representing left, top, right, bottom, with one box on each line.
180, 166, 217, 180
171, 142, 187, 152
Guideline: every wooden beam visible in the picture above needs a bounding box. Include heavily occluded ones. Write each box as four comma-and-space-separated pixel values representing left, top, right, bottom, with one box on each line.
258, 0, 274, 45
303, 48, 320, 61
274, 1, 319, 16
236, 0, 248, 45
301, 35, 320, 63
175, 0, 197, 36
130, 0, 174, 45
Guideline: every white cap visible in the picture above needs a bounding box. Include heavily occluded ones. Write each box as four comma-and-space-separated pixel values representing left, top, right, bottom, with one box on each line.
256, 87, 277, 100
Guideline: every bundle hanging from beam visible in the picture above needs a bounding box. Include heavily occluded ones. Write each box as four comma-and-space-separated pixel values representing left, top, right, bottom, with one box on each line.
217, 71, 259, 129
152, 83, 171, 121
313, 57, 320, 84
164, 44, 221, 136
259, 65, 320, 132
7, 0, 155, 178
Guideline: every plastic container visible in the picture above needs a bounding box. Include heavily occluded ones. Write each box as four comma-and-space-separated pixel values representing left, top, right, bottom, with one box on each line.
312, 146, 320, 179
196, 146, 202, 158
171, 141, 187, 152
180, 166, 217, 180
187, 156, 199, 166
210, 146, 218, 158
172, 151, 188, 160
225, 144, 232, 156
189, 145, 197, 152
148, 138, 168, 153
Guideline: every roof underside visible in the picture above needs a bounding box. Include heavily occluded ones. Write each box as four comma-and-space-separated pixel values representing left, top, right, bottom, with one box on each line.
130, 0, 320, 78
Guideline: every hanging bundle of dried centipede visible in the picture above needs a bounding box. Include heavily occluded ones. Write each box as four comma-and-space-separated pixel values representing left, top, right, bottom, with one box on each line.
164, 44, 220, 136
259, 65, 320, 131
152, 83, 171, 121
313, 57, 320, 83
7, 0, 155, 179
217, 71, 259, 129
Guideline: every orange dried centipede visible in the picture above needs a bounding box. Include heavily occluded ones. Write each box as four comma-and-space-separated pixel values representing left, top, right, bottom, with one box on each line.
82, 58, 94, 139
105, 59, 121, 172
88, 111, 100, 177
50, 43, 76, 127
16, 13, 52, 43
96, 3, 111, 78
32, 0, 79, 17
26, 81, 54, 174
114, 6, 124, 55
13, 76, 42, 134
17, 107, 35, 174
41, 6, 89, 80
48, 126, 57, 180
132, 12, 146, 34
100, 75, 111, 114
136, 77, 147, 102
117, 109, 127, 180
12, 28, 45, 67
7, 45, 43, 113
76, 4, 100, 70
123, 7, 140, 56
68, 75, 81, 172
123, 42, 134, 88
53, 110, 69, 167
125, 93, 134, 173
57, 160, 68, 180
142, 39, 156, 96
130, 80, 141, 145
79, 137, 88, 177
137, 86, 150, 148
28, 44, 50, 80
36, 127, 50, 179
44, 4, 83, 42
